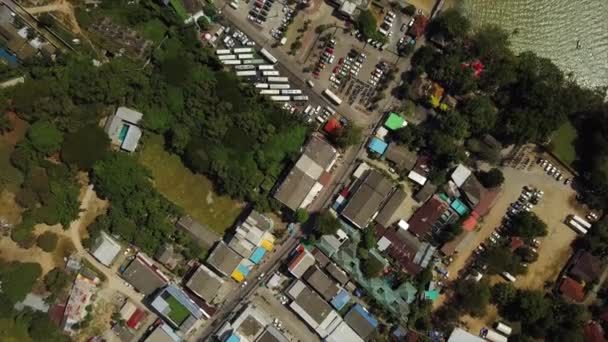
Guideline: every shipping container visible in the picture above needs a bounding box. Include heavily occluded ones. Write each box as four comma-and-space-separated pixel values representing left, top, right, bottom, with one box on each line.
216, 49, 232, 55
292, 95, 309, 101
267, 76, 289, 83
260, 89, 281, 95
281, 89, 302, 95
495, 322, 512, 336
243, 59, 265, 64
260, 48, 278, 64
501, 272, 516, 282
269, 96, 290, 101
323, 89, 342, 105
571, 215, 592, 229
222, 60, 241, 65
218, 54, 237, 60
269, 83, 290, 89
485, 329, 508, 342
255, 83, 269, 89
567, 219, 589, 235
238, 54, 254, 60
262, 70, 280, 76
236, 70, 257, 77
235, 65, 256, 70
233, 47, 254, 53
258, 65, 275, 70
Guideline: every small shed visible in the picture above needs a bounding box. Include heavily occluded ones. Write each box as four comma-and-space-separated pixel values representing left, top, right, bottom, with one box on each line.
368, 137, 388, 155
384, 113, 407, 131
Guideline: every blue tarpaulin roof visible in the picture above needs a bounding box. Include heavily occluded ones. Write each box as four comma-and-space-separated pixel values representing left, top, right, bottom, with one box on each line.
226, 334, 240, 342
237, 264, 251, 276
330, 289, 352, 310
249, 247, 266, 264
368, 137, 388, 155
450, 198, 470, 216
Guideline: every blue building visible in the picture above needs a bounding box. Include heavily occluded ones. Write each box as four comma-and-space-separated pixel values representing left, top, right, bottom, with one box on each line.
368, 137, 388, 155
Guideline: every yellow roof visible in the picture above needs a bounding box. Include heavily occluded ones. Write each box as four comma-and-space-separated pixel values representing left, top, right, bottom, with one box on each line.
231, 270, 244, 282
260, 240, 273, 251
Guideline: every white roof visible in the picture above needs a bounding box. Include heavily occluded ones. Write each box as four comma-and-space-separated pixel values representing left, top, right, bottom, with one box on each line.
120, 124, 142, 152
447, 328, 485, 342
398, 219, 409, 231
451, 164, 472, 187
92, 232, 121, 267
296, 154, 325, 179
353, 163, 370, 179
377, 236, 391, 252
116, 106, 143, 124
408, 170, 427, 186
375, 127, 389, 140
325, 321, 364, 342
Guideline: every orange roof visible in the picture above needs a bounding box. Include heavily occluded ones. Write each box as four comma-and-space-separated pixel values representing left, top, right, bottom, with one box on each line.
560, 277, 585, 302
324, 117, 341, 136
430, 82, 444, 99
462, 212, 479, 231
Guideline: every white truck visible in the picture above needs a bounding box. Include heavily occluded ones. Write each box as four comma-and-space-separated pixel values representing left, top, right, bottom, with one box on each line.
485, 328, 508, 342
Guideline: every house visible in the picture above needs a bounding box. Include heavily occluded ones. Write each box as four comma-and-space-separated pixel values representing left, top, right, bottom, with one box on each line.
559, 276, 585, 302
408, 156, 431, 186
583, 321, 605, 342
385, 112, 407, 131
216, 304, 289, 342
451, 164, 472, 187
342, 170, 393, 229
119, 300, 147, 330
104, 107, 144, 153
285, 280, 342, 338
150, 285, 205, 332
408, 196, 450, 240
274, 135, 338, 211
175, 215, 221, 250
344, 304, 379, 340
385, 144, 417, 172
569, 250, 602, 283
375, 224, 431, 275
302, 266, 340, 301
91, 231, 121, 267
368, 137, 389, 155
325, 263, 349, 285
227, 210, 274, 261
121, 253, 170, 296
311, 247, 331, 268
63, 274, 98, 332
206, 242, 243, 278
288, 247, 316, 278
459, 174, 484, 207
317, 229, 349, 257
186, 264, 225, 303
447, 328, 485, 342
329, 0, 368, 19
410, 74, 433, 101
413, 182, 437, 203
375, 189, 407, 228
325, 321, 364, 342
144, 322, 181, 342
155, 244, 181, 271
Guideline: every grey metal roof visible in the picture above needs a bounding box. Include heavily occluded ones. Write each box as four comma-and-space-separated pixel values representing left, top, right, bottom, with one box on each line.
375, 189, 407, 228
186, 264, 224, 303
121, 257, 168, 295
303, 135, 338, 171
274, 167, 316, 211
206, 242, 242, 277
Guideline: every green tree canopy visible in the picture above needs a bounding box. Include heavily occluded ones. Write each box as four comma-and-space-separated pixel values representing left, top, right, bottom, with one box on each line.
43, 268, 70, 295
61, 124, 110, 170
26, 122, 63, 156
462, 96, 498, 135
491, 282, 517, 307
0, 260, 42, 304
509, 211, 548, 240
453, 278, 491, 317
295, 208, 309, 223
316, 210, 341, 236
428, 8, 470, 42
477, 168, 505, 188
357, 10, 378, 40
36, 231, 58, 252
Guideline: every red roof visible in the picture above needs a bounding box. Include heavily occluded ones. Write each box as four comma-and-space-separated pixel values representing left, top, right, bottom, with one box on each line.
409, 15, 429, 38
318, 171, 332, 186
510, 237, 524, 252
559, 277, 585, 302
462, 212, 479, 232
473, 187, 501, 217
48, 304, 66, 327
408, 196, 449, 239
584, 322, 606, 342
375, 225, 422, 275
126, 309, 146, 329
324, 117, 342, 136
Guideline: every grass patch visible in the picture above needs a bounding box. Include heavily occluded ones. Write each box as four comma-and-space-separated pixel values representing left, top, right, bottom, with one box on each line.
137, 19, 167, 43
169, 0, 189, 20
165, 295, 190, 324
138, 135, 243, 234
81, 258, 107, 282
550, 121, 577, 166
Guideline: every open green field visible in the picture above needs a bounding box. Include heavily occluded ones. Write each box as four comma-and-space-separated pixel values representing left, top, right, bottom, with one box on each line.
0, 143, 23, 193
165, 295, 190, 324
169, 0, 189, 20
550, 121, 577, 166
137, 19, 167, 43
138, 135, 243, 234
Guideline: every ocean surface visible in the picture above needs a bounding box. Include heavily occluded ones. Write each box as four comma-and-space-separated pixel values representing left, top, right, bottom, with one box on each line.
452, 0, 608, 92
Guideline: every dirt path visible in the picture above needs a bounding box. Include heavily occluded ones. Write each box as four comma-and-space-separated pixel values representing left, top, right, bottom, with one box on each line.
25, 0, 83, 34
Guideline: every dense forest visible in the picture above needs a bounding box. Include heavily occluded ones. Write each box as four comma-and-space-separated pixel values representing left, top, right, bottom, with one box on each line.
0, 0, 308, 258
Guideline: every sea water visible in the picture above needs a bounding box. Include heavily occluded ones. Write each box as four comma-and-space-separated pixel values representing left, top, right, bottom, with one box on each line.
453, 0, 608, 92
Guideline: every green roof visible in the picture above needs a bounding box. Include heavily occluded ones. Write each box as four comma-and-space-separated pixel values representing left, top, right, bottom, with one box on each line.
385, 113, 406, 130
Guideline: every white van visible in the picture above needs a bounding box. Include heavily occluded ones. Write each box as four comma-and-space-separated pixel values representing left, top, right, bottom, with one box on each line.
501, 272, 516, 282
